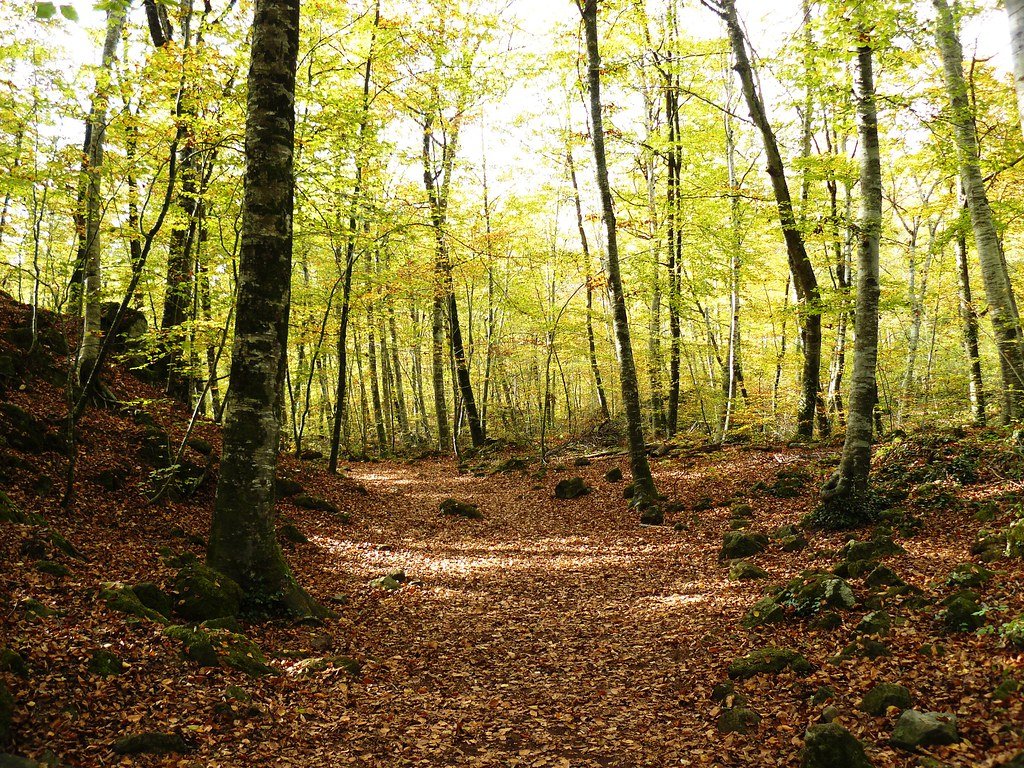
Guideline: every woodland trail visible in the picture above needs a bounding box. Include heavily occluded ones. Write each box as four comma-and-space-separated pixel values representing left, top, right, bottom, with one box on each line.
271, 451, 821, 767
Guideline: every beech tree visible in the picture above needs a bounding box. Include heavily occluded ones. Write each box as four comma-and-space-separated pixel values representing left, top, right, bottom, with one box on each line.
206, 0, 320, 616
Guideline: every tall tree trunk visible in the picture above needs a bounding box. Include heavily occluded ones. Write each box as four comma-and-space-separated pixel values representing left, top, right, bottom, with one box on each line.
1007, 0, 1024, 137
955, 210, 987, 425
76, 4, 126, 388
664, 40, 682, 436
718, 0, 823, 439
366, 293, 387, 452
822, 43, 881, 511
207, 0, 320, 618
934, 0, 1024, 423
581, 0, 659, 509
388, 300, 410, 441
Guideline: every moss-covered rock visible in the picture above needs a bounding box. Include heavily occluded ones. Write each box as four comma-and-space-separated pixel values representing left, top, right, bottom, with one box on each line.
810, 611, 843, 631
890, 710, 958, 751
292, 655, 361, 677
604, 467, 623, 483
0, 680, 13, 742
776, 572, 857, 615
856, 610, 892, 636
864, 565, 905, 590
720, 531, 768, 560
0, 649, 27, 679
938, 592, 984, 633
163, 625, 273, 676
972, 529, 1006, 562
730, 503, 754, 520
729, 560, 768, 581
171, 563, 242, 622
800, 723, 873, 768
742, 596, 786, 628
834, 637, 890, 662
21, 598, 57, 619
1007, 520, 1024, 558
280, 522, 308, 544
101, 586, 167, 623
112, 732, 193, 755
274, 477, 304, 497
87, 649, 123, 677
292, 494, 340, 515
716, 706, 761, 734
369, 575, 401, 591
728, 647, 813, 680
33, 560, 68, 578
439, 498, 483, 519
859, 682, 911, 715
554, 477, 589, 500
131, 582, 172, 618
945, 563, 994, 588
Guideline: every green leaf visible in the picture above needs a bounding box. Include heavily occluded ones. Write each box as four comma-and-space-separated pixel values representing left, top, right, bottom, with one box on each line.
34, 2, 57, 19
59, 4, 79, 21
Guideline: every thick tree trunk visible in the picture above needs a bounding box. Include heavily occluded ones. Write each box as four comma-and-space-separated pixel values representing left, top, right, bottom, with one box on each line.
719, 0, 823, 439
934, 0, 1024, 423
207, 0, 320, 618
823, 44, 881, 507
76, 5, 125, 388
581, 0, 659, 508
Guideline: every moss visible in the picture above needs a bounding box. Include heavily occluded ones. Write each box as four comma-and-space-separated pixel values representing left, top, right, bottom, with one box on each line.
21, 598, 57, 619
604, 467, 623, 482
33, 560, 69, 578
292, 494, 340, 514
280, 522, 308, 543
800, 723, 872, 768
553, 478, 589, 500
163, 625, 273, 676
728, 647, 813, 679
101, 586, 167, 623
438, 498, 483, 519
87, 649, 123, 676
858, 682, 911, 715
0, 680, 13, 742
112, 732, 193, 755
172, 563, 242, 621
0, 648, 27, 679
132, 582, 172, 618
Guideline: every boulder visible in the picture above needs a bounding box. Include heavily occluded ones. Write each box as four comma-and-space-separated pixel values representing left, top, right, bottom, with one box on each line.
728, 647, 813, 680
439, 498, 483, 519
720, 531, 768, 560
856, 610, 891, 636
811, 612, 843, 631
864, 565, 905, 589
859, 682, 911, 716
100, 586, 167, 623
163, 625, 272, 676
945, 563, 993, 588
939, 592, 984, 632
171, 563, 242, 622
1007, 520, 1024, 558
554, 478, 589, 500
890, 710, 958, 751
729, 560, 768, 581
800, 723, 873, 768
33, 560, 68, 578
132, 582, 172, 619
716, 707, 761, 734
112, 732, 193, 755
972, 529, 1006, 562
782, 535, 809, 552
274, 477, 304, 497
292, 494, 340, 515
604, 467, 623, 483
834, 637, 891, 662
742, 596, 786, 628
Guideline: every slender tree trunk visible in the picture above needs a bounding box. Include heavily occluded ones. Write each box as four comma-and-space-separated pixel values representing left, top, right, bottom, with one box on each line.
366, 295, 387, 452
955, 210, 987, 425
207, 0, 320, 618
823, 43, 881, 508
1007, 0, 1024, 137
581, 0, 659, 507
76, 5, 126, 388
664, 52, 682, 436
719, 0, 823, 439
934, 0, 1024, 423
388, 300, 410, 441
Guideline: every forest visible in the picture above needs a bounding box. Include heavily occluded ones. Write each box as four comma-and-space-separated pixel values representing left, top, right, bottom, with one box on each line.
1, 0, 1024, 765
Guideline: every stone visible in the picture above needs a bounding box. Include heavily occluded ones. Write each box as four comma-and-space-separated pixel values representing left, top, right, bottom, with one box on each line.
88, 649, 123, 676
132, 582, 172, 619
811, 612, 843, 631
33, 560, 68, 578
280, 523, 308, 544
0, 649, 27, 679
939, 592, 984, 632
865, 565, 905, 589
639, 505, 664, 526
573, 457, 591, 467
835, 637, 890, 662
491, 457, 529, 474
274, 477, 304, 497
112, 732, 193, 755
0, 681, 13, 742
729, 560, 768, 581
0, 754, 43, 768
720, 531, 768, 560
945, 563, 993, 588
604, 467, 623, 483
21, 598, 56, 619
730, 503, 754, 519
727, 647, 813, 680
822, 578, 857, 609
1007, 520, 1024, 558
172, 563, 242, 622
439, 498, 483, 519
890, 710, 958, 751
369, 576, 401, 591
774, 523, 800, 539
717, 707, 761, 734
292, 494, 340, 515
554, 478, 589, 500
856, 610, 892, 636
163, 625, 273, 676
972, 530, 1007, 562
800, 723, 874, 768
810, 685, 836, 705
820, 705, 840, 723
692, 496, 714, 512
742, 596, 786, 628
0, 403, 48, 453
859, 683, 911, 716
782, 535, 809, 552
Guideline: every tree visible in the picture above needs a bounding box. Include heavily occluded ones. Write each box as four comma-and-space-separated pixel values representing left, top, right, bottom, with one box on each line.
934, 0, 1024, 424
579, 0, 659, 512
206, 0, 321, 617
1007, 0, 1024, 136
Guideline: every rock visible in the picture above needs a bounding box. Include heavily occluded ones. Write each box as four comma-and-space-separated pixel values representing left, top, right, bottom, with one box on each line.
939, 592, 984, 632
299, 449, 323, 461
604, 467, 623, 483
93, 467, 127, 491
742, 596, 786, 628
727, 647, 813, 680
439, 498, 483, 519
0, 403, 48, 453
573, 457, 591, 467
171, 563, 242, 622
1001, 617, 1024, 648
835, 637, 891, 662
729, 560, 768, 581
840, 533, 905, 563
0, 649, 27, 679
810, 685, 836, 705
692, 496, 714, 512
623, 483, 635, 499
554, 478, 589, 500
945, 563, 993, 588
865, 565, 905, 589
491, 457, 529, 474
132, 582, 172, 618
859, 682, 911, 715
768, 468, 812, 498
820, 705, 840, 723
890, 710, 958, 751
774, 523, 799, 539
782, 535, 809, 552
163, 625, 273, 676
292, 655, 361, 678
972, 529, 1006, 562
639, 505, 664, 526
857, 610, 892, 636
201, 616, 242, 633
0, 681, 13, 742
730, 503, 754, 519
274, 477, 304, 497
280, 523, 308, 544
992, 676, 1020, 702
811, 611, 843, 631
112, 732, 193, 755
778, 572, 857, 615
1007, 520, 1024, 558
720, 531, 768, 560
138, 425, 170, 466
729, 518, 751, 530
717, 707, 761, 734
88, 649, 123, 676
0, 754, 43, 768
21, 598, 57, 619
800, 723, 874, 768
292, 494, 340, 515
33, 560, 69, 578
369, 576, 401, 591
710, 682, 741, 703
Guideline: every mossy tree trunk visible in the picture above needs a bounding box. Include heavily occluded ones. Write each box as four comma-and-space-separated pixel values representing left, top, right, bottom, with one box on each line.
934, 0, 1024, 424
207, 0, 320, 618
822, 43, 881, 504
581, 0, 658, 506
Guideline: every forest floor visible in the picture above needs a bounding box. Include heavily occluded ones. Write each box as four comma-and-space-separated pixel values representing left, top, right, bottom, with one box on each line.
1, 292, 1024, 767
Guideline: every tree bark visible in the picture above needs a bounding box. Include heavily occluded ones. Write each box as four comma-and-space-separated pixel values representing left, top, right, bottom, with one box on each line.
207, 0, 320, 618
823, 44, 881, 505
934, 0, 1024, 423
581, 0, 658, 507
1007, 0, 1024, 137
955, 208, 987, 425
